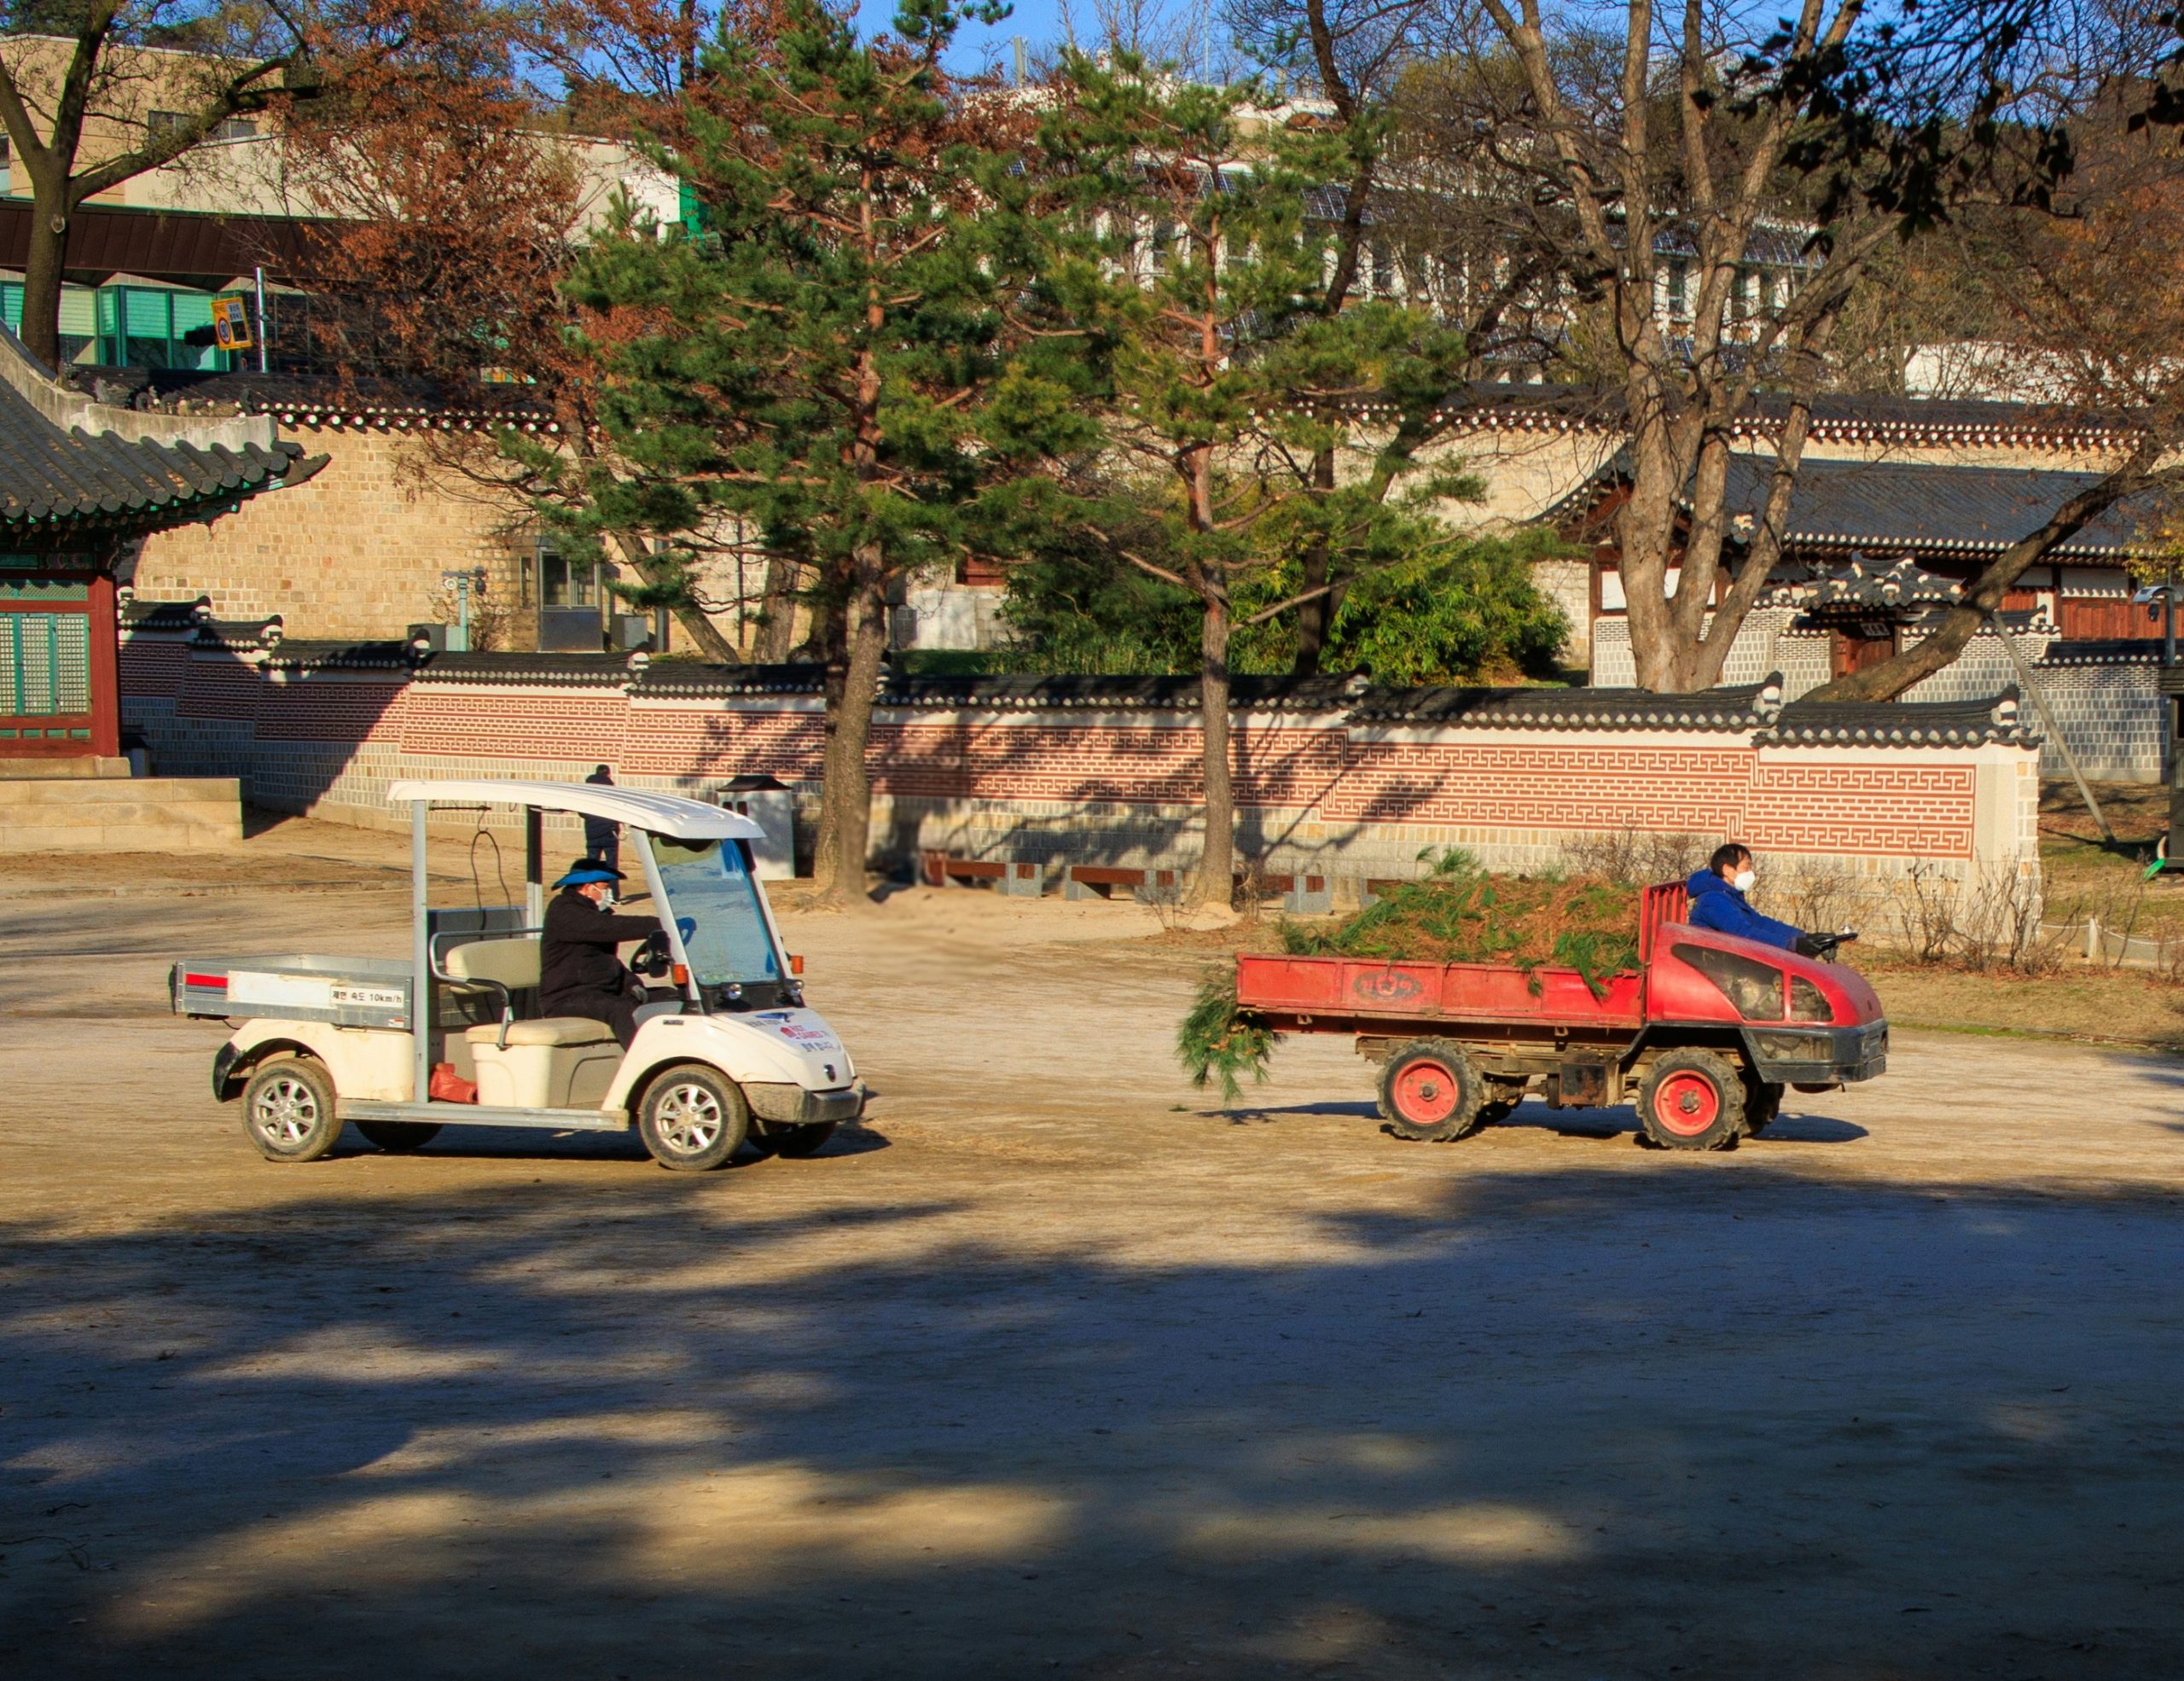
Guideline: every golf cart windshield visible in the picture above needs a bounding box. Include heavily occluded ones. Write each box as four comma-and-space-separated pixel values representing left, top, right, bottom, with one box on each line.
646, 836, 781, 987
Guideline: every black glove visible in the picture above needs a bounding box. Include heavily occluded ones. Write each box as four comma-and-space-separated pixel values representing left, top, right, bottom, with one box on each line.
1794, 933, 1827, 959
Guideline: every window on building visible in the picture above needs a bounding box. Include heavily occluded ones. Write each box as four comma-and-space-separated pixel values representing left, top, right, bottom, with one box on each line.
1732, 267, 1753, 320
1147, 218, 1177, 276
1369, 239, 1395, 298
148, 110, 258, 143
1665, 259, 1689, 318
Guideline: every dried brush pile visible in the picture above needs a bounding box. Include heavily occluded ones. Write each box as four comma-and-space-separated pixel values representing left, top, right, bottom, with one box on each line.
1281, 852, 1641, 995
1177, 852, 1642, 1102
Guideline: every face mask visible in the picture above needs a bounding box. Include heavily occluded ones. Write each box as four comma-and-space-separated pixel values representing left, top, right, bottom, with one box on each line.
1733, 870, 1757, 893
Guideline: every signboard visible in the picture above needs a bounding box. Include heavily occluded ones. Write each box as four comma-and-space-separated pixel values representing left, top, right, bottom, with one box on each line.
211, 294, 253, 352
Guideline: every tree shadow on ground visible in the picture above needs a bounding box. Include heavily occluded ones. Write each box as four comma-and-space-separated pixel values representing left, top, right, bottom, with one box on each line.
3, 1155, 2181, 1680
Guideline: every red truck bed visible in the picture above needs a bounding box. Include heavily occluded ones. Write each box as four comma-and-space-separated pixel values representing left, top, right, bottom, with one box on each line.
1234, 953, 1643, 1027
1234, 880, 1689, 1031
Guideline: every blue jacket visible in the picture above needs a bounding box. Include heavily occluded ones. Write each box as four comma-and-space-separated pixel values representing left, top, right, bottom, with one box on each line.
1683, 868, 1803, 951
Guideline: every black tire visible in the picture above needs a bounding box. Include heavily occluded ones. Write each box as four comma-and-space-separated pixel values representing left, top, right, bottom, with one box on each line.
241, 1056, 344, 1163
1741, 1080, 1784, 1137
752, 1121, 839, 1160
356, 1120, 442, 1153
637, 1064, 750, 1172
1378, 1038, 1486, 1143
1636, 1050, 1745, 1152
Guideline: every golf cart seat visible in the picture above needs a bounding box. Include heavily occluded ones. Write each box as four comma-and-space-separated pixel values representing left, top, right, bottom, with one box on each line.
444, 936, 620, 1050
463, 1017, 619, 1049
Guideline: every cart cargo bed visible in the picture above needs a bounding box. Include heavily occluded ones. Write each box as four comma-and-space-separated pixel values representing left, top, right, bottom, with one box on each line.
171, 957, 414, 1029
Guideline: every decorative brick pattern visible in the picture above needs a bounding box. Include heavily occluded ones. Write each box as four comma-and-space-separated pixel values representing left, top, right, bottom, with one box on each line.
119, 631, 2038, 908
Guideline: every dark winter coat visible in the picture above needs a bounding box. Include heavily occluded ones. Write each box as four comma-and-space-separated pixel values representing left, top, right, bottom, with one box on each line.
540, 888, 660, 1010
1683, 868, 1803, 951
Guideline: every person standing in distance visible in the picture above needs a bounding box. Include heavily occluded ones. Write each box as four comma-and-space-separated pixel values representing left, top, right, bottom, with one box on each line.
583, 764, 620, 881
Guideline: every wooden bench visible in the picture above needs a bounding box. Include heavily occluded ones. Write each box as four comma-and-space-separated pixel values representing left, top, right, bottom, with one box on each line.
1065, 864, 1178, 901
921, 853, 1044, 895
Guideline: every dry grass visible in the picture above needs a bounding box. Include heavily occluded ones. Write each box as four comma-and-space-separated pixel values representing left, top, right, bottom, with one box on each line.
2040, 778, 2184, 939
1864, 960, 2184, 1051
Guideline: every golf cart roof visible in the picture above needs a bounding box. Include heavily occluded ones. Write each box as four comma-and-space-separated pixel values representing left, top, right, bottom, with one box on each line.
386, 778, 766, 841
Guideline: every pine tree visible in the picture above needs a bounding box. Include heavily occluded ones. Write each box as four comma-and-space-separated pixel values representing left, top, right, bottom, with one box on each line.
534, 0, 1088, 904
1031, 53, 1474, 907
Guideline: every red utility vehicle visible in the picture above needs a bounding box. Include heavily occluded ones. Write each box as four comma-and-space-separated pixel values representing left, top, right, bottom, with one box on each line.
1231, 882, 1887, 1150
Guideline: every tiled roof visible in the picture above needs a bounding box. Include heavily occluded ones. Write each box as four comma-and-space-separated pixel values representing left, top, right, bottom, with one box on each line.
67, 368, 556, 432
1414, 382, 2143, 448
1764, 691, 2036, 747
261, 638, 421, 672
1716, 457, 2156, 558
875, 672, 1366, 713
0, 375, 325, 536
1557, 451, 2160, 560
119, 593, 212, 631
1347, 678, 1780, 730
425, 650, 643, 685
2036, 637, 2167, 666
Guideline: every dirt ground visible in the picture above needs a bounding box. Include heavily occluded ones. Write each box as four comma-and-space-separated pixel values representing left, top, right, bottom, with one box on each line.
3, 819, 2182, 1680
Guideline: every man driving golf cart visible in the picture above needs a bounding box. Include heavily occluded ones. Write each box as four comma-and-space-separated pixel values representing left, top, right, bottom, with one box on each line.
541, 856, 667, 1047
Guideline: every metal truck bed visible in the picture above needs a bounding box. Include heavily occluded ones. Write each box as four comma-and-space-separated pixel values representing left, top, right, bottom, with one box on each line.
1234, 953, 1645, 1027
171, 956, 414, 1030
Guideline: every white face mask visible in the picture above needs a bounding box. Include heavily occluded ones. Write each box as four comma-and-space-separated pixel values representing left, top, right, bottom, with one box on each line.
1733, 869, 1757, 893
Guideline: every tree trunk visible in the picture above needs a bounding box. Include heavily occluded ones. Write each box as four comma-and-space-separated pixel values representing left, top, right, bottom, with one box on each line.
1292, 445, 1338, 674
18, 202, 68, 372
1191, 590, 1234, 909
753, 550, 800, 663
813, 567, 886, 905
607, 532, 740, 661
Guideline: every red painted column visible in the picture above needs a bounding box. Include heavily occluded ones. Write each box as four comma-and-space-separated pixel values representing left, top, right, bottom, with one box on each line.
87, 570, 120, 759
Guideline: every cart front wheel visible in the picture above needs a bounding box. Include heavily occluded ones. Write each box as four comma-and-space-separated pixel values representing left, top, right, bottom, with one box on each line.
1638, 1050, 1745, 1151
241, 1056, 343, 1163
357, 1120, 442, 1154
1379, 1038, 1486, 1143
638, 1064, 750, 1172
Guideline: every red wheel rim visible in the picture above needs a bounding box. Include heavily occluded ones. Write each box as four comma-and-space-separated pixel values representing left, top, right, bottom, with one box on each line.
1392, 1059, 1460, 1126
1653, 1071, 1722, 1137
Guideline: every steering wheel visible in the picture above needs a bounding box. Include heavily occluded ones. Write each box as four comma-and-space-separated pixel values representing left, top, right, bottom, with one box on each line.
634, 928, 674, 978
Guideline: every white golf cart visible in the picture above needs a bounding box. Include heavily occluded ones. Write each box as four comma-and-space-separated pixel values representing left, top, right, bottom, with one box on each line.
171, 779, 863, 1171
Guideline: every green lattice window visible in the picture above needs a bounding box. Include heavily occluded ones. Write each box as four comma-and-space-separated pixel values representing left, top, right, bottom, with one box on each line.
1, 613, 90, 715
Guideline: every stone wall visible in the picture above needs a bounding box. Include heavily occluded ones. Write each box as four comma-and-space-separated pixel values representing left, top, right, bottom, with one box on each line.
127, 428, 524, 644
121, 634, 2044, 926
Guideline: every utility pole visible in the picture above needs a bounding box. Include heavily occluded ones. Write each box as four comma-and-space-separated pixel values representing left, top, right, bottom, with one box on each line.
253, 266, 269, 375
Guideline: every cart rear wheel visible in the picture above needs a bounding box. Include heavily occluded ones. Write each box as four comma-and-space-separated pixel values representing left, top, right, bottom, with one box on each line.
357, 1121, 442, 1154
1379, 1038, 1486, 1143
638, 1064, 749, 1172
752, 1121, 838, 1160
1637, 1050, 1745, 1151
241, 1056, 343, 1163
1741, 1079, 1784, 1137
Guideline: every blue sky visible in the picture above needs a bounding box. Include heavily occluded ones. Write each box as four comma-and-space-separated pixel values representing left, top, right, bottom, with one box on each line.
846, 0, 1112, 73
